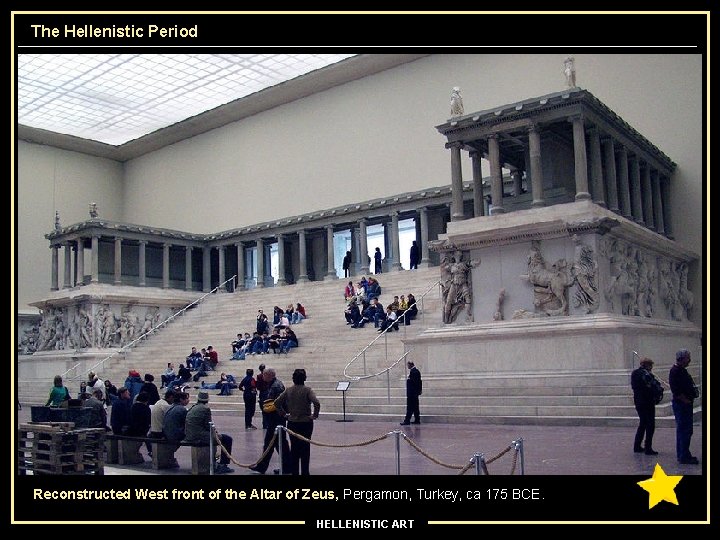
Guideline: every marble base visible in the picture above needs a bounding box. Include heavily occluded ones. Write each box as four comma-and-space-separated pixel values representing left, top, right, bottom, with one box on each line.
406, 314, 701, 380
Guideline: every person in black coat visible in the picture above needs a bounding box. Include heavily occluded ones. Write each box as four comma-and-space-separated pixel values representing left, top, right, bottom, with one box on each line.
400, 361, 422, 425
669, 349, 700, 464
342, 251, 352, 278
374, 247, 383, 274
630, 358, 660, 455
409, 240, 420, 270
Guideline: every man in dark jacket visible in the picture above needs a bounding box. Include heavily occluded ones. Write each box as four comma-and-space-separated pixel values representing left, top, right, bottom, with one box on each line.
249, 368, 292, 474
109, 387, 133, 434
669, 349, 699, 464
630, 358, 659, 455
409, 240, 420, 270
400, 361, 422, 425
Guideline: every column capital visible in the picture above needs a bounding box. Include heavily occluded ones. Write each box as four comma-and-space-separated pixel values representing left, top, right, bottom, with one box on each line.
234, 240, 243, 248
276, 233, 285, 241
567, 113, 585, 123
527, 122, 542, 133
445, 141, 464, 150
138, 239, 148, 245
487, 133, 499, 140
114, 235, 123, 242
163, 242, 172, 248
325, 223, 334, 231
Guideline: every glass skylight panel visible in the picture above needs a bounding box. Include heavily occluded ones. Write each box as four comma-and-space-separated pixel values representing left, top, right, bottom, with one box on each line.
18, 54, 354, 145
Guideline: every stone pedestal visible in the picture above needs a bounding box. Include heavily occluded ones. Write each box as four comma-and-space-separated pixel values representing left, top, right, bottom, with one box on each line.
191, 446, 211, 475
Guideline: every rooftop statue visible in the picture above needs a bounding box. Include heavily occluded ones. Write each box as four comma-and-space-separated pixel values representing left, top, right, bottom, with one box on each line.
450, 86, 464, 117
564, 56, 576, 88
89, 202, 98, 219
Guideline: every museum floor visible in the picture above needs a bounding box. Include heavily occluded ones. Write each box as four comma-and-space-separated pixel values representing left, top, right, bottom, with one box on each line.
16, 408, 703, 476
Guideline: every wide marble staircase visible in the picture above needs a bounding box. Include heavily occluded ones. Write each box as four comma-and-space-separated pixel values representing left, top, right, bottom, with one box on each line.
19, 266, 701, 426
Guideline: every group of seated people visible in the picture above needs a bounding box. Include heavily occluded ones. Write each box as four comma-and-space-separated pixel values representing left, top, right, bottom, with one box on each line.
110, 387, 234, 473
344, 292, 418, 332
254, 303, 307, 337
230, 327, 299, 359
344, 276, 381, 304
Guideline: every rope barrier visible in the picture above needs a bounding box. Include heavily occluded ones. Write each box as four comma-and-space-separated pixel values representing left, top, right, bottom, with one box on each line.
211, 426, 523, 475
284, 427, 390, 448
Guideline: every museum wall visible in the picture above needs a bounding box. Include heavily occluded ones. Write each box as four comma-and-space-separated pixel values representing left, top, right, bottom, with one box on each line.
17, 141, 124, 310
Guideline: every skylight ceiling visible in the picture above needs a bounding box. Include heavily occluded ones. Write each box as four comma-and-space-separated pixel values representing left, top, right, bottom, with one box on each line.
18, 53, 355, 146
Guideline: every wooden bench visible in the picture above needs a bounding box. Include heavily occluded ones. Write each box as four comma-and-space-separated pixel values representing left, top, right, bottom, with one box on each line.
105, 434, 212, 474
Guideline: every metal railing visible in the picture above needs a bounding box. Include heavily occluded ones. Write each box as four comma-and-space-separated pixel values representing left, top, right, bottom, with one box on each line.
342, 279, 440, 400
60, 275, 237, 382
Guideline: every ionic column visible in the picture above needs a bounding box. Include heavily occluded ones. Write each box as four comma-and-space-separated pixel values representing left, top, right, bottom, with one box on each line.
629, 156, 645, 225
235, 242, 244, 290
660, 176, 673, 239
391, 211, 403, 271
603, 138, 619, 212
114, 237, 122, 285
202, 246, 211, 292
255, 240, 265, 288
162, 243, 171, 289
218, 245, 226, 287
651, 171, 666, 235
185, 246, 193, 290
297, 230, 309, 283
617, 146, 632, 218
488, 134, 505, 214
449, 143, 465, 221
76, 238, 84, 286
641, 165, 655, 230
63, 242, 72, 288
528, 125, 545, 207
138, 240, 147, 287
588, 127, 606, 207
276, 235, 287, 286
72, 243, 78, 286
570, 116, 591, 200
470, 151, 484, 217
325, 225, 337, 280
90, 235, 99, 283
358, 220, 369, 276
419, 207, 431, 267
50, 244, 59, 291
510, 168, 522, 197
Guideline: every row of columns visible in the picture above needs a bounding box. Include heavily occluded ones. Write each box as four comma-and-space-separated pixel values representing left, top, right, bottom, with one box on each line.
50, 206, 436, 292
448, 117, 670, 236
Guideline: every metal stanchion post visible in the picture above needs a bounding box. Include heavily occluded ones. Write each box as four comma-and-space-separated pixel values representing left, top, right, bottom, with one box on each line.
474, 452, 482, 475
276, 425, 284, 475
518, 438, 525, 475
479, 454, 488, 475
395, 430, 401, 475
363, 351, 367, 376
209, 421, 215, 476
385, 333, 388, 364
387, 370, 391, 403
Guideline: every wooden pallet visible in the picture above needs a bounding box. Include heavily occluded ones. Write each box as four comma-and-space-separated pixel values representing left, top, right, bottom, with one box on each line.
18, 423, 106, 475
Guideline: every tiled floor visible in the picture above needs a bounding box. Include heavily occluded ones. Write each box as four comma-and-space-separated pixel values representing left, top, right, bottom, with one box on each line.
17, 408, 703, 476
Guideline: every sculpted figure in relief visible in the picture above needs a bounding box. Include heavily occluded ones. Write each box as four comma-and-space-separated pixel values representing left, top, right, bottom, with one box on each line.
677, 262, 693, 320
140, 306, 161, 338
441, 251, 480, 324
571, 236, 598, 314
522, 241, 573, 317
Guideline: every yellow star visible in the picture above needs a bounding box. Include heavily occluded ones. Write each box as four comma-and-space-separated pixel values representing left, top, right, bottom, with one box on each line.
637, 463, 683, 509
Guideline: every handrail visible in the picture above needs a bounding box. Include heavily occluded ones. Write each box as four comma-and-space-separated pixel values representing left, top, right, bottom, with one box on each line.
63, 275, 237, 381
343, 278, 440, 381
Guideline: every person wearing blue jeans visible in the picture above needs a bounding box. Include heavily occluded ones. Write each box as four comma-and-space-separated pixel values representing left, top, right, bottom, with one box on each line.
669, 349, 699, 465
